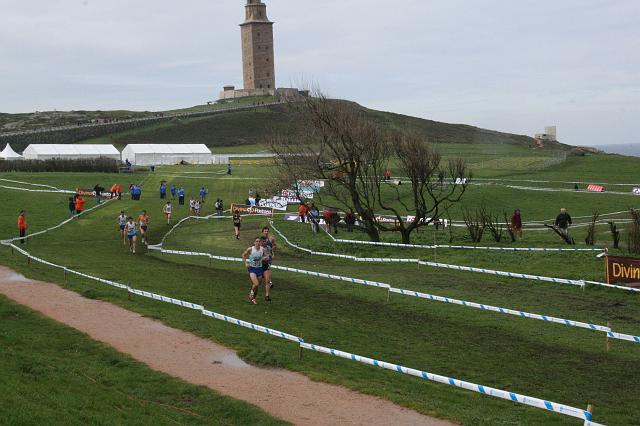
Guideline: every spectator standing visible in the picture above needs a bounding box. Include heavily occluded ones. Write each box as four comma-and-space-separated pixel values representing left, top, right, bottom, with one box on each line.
511, 209, 523, 239
383, 169, 391, 181
344, 208, 356, 232
110, 183, 117, 199
178, 187, 185, 205
199, 186, 208, 203
555, 208, 572, 238
160, 182, 167, 199
170, 184, 177, 199
215, 198, 224, 216
93, 184, 104, 204
75, 195, 86, 215
17, 211, 27, 244
68, 197, 76, 218
116, 183, 123, 200
298, 202, 308, 223
227, 163, 232, 175
322, 207, 332, 232
310, 204, 320, 233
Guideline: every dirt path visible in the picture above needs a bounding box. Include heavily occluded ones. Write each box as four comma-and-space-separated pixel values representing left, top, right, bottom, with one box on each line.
0, 267, 453, 426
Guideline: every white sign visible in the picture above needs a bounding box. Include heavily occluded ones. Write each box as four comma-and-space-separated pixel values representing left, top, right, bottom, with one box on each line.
455, 178, 468, 185
407, 216, 449, 227
259, 198, 288, 211
297, 180, 325, 188
282, 189, 314, 199
633, 187, 640, 195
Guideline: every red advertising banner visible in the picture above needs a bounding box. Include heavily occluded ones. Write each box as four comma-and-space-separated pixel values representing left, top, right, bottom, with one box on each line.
230, 204, 273, 217
606, 256, 640, 288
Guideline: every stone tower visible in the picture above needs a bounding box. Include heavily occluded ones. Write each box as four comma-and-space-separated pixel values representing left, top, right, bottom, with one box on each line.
241, 0, 275, 92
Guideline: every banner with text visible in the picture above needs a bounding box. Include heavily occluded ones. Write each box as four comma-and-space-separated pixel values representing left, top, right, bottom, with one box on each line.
230, 204, 274, 217
606, 256, 640, 287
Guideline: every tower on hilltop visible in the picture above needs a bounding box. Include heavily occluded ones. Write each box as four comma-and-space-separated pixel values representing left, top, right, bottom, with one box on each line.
240, 0, 275, 92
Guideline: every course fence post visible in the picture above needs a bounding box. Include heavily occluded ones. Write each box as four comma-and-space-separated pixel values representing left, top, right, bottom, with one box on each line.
606, 321, 612, 352
387, 288, 391, 303
299, 344, 304, 360
63, 268, 67, 283
585, 404, 593, 425
127, 290, 132, 301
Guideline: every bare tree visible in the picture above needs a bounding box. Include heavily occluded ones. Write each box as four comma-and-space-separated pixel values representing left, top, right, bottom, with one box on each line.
268, 92, 469, 243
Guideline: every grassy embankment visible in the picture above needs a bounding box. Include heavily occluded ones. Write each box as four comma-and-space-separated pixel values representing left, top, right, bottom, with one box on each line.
1, 148, 639, 425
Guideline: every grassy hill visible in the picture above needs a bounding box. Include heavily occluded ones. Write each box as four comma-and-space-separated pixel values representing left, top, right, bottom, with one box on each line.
2, 97, 572, 153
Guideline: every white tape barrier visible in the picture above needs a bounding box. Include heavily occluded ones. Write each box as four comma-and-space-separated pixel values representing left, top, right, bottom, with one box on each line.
0, 241, 606, 425
1, 198, 115, 244
270, 223, 640, 294
148, 244, 640, 346
1, 242, 302, 345
0, 184, 75, 194
0, 178, 69, 191
299, 343, 598, 424
319, 224, 604, 252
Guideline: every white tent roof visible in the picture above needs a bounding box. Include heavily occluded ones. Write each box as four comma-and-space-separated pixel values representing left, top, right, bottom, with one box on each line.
0, 144, 22, 159
123, 144, 211, 154
24, 144, 119, 155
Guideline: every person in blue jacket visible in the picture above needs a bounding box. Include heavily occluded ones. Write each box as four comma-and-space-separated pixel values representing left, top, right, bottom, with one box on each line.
159, 182, 167, 199
178, 187, 185, 205
170, 184, 176, 199
199, 186, 208, 203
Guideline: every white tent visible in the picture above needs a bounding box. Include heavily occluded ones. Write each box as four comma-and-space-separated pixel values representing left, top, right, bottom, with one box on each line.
121, 144, 213, 166
0, 144, 22, 160
22, 144, 120, 161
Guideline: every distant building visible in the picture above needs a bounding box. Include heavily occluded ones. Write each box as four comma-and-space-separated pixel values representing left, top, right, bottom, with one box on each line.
534, 125, 557, 147
219, 1, 305, 101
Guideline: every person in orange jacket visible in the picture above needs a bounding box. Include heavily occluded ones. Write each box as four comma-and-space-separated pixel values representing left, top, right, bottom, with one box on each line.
17, 210, 27, 244
297, 202, 308, 223
75, 195, 86, 215
110, 183, 117, 199
116, 183, 123, 200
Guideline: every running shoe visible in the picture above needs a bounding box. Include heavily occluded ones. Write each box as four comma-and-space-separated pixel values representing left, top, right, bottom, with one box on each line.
268, 281, 274, 289
264, 296, 271, 302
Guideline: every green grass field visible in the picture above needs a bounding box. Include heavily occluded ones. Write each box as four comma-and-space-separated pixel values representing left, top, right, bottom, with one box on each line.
1, 146, 640, 425
0, 296, 286, 425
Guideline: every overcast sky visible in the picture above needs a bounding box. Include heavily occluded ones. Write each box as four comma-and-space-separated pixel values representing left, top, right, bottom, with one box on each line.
1, 0, 638, 146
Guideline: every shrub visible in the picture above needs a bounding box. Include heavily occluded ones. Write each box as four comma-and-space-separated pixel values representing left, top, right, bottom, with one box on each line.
0, 158, 119, 173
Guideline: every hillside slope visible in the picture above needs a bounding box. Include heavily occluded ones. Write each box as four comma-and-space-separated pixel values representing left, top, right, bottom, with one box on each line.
84, 102, 565, 150
2, 98, 569, 151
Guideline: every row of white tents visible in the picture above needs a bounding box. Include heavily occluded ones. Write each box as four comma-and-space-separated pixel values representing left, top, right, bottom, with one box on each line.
0, 143, 220, 165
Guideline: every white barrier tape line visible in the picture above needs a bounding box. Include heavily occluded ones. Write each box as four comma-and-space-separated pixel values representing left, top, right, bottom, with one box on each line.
202, 309, 303, 343
0, 240, 629, 419
0, 184, 76, 194
271, 222, 640, 293
0, 178, 68, 191
387, 288, 610, 333
271, 265, 391, 289
606, 331, 640, 343
332, 237, 603, 252
299, 342, 594, 423
128, 288, 204, 311
147, 241, 637, 345
318, 215, 603, 252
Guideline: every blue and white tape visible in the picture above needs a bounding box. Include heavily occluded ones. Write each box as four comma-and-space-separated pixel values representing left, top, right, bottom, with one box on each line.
300, 342, 596, 423
147, 243, 640, 346
270, 222, 640, 293
0, 241, 610, 424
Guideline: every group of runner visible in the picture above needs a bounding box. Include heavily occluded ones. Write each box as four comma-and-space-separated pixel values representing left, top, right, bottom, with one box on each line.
242, 226, 277, 304
117, 210, 149, 254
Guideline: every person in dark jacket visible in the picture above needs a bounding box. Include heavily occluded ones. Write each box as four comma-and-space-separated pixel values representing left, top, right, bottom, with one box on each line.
555, 208, 572, 237
68, 197, 76, 218
344, 208, 356, 232
511, 209, 523, 239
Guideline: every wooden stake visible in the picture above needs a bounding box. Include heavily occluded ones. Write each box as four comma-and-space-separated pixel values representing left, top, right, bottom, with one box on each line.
127, 291, 132, 301
387, 288, 391, 303
606, 321, 612, 353
298, 345, 304, 360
